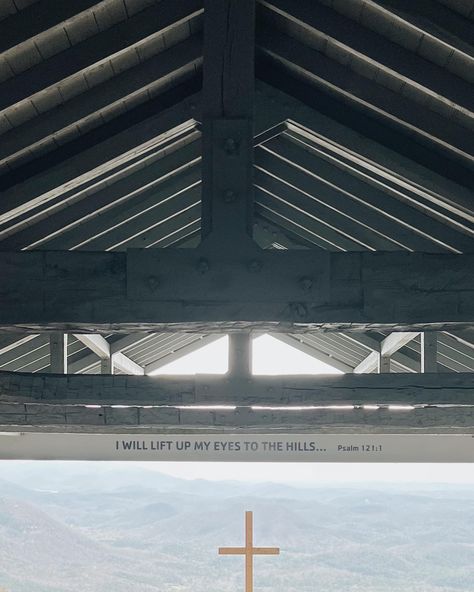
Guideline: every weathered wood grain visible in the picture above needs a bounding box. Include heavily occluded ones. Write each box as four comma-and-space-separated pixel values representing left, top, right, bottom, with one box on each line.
0, 401, 473, 432
1, 370, 474, 406
1, 250, 474, 332
201, 0, 256, 243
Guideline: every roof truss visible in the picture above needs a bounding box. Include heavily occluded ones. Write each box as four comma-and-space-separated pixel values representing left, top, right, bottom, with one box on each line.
1, 0, 474, 435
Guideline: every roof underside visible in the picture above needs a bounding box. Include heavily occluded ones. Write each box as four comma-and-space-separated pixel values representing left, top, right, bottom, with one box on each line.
0, 0, 473, 374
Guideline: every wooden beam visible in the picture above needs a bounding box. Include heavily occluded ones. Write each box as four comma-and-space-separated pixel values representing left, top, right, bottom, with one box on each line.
254, 82, 474, 220
2, 144, 200, 251
101, 357, 114, 375
228, 333, 252, 377
0, 402, 472, 432
49, 333, 67, 374
0, 99, 199, 227
355, 332, 420, 373
421, 332, 438, 373
67, 334, 152, 374
354, 351, 380, 374
259, 0, 474, 128
74, 333, 144, 375
201, 0, 256, 245
110, 333, 152, 354
257, 27, 474, 167
256, 136, 474, 253
2, 371, 473, 407
270, 333, 352, 373
1, 250, 474, 332
381, 332, 420, 357
343, 332, 419, 373
1, 371, 474, 432
0, 0, 99, 52
0, 36, 202, 172
112, 352, 144, 376
0, 0, 202, 114
429, 0, 474, 21
0, 334, 38, 355
74, 334, 110, 360
255, 163, 405, 252
0, 336, 49, 372
361, 0, 474, 64
379, 354, 391, 374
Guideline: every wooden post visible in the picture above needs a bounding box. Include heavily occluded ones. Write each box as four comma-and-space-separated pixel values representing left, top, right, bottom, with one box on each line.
101, 357, 114, 375
380, 353, 391, 373
228, 332, 252, 377
201, 0, 256, 248
421, 332, 438, 373
49, 332, 67, 373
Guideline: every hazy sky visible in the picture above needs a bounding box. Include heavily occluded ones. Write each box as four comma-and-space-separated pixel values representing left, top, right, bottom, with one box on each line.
141, 461, 474, 484
151, 334, 342, 375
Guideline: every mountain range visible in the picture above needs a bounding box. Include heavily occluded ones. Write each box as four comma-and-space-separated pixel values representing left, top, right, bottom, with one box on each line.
0, 462, 473, 592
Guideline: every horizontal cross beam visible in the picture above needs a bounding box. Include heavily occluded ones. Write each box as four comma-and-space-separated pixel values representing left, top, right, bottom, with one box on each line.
0, 403, 472, 433
1, 370, 473, 407
1, 250, 474, 332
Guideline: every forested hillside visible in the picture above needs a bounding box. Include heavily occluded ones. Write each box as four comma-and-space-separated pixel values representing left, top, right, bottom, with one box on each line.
0, 463, 473, 592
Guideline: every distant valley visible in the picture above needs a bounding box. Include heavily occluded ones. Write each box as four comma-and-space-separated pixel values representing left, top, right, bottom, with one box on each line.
0, 463, 473, 592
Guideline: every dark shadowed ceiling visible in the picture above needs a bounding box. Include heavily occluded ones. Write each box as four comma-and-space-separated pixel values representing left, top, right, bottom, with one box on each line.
0, 0, 473, 374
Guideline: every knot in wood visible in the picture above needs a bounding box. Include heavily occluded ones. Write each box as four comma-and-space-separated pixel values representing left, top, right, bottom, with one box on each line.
146, 275, 160, 292
299, 276, 313, 292
196, 258, 210, 274
248, 259, 262, 273
223, 137, 239, 155
223, 189, 237, 203
290, 302, 308, 319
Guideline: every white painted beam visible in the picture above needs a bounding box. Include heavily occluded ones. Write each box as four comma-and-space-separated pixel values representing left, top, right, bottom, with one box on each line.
111, 333, 151, 354
355, 332, 420, 373
354, 351, 380, 374
74, 334, 110, 359
381, 332, 420, 357
0, 335, 38, 355
112, 352, 144, 376
75, 334, 143, 375
271, 333, 352, 373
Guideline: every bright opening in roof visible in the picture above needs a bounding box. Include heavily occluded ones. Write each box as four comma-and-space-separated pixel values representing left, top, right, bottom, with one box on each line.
252, 334, 342, 375
152, 335, 229, 375
151, 334, 342, 375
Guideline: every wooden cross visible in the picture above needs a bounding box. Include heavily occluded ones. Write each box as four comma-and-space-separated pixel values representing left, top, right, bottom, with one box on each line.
218, 511, 280, 592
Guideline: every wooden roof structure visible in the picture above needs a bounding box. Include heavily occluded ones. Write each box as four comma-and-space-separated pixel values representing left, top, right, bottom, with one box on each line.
0, 0, 473, 436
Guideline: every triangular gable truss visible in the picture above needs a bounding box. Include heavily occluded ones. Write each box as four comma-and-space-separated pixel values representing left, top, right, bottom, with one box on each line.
0, 0, 473, 436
